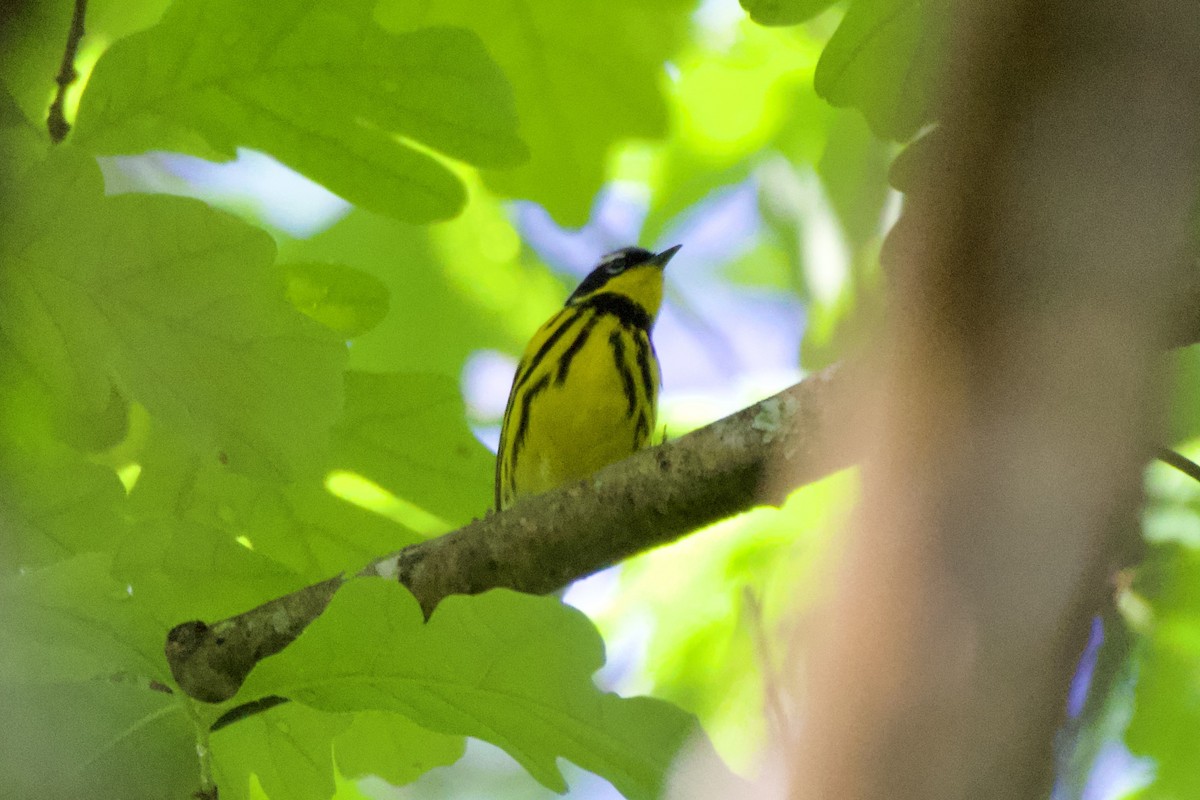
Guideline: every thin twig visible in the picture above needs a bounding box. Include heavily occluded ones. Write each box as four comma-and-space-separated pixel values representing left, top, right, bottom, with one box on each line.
47, 0, 88, 143
1155, 446, 1200, 485
742, 587, 790, 746
210, 695, 289, 733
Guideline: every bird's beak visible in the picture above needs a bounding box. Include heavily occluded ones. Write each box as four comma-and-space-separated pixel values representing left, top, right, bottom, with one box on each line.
651, 244, 682, 269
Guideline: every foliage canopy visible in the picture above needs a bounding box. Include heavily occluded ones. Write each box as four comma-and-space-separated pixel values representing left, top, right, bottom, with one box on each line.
1, 0, 1197, 798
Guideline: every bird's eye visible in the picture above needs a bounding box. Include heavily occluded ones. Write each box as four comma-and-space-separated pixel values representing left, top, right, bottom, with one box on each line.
604, 260, 625, 275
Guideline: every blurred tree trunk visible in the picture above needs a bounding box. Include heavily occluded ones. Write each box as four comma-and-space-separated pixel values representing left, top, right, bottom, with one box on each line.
787, 2, 1200, 799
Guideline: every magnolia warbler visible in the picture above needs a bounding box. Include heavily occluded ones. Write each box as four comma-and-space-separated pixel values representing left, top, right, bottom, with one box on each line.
495, 245, 681, 510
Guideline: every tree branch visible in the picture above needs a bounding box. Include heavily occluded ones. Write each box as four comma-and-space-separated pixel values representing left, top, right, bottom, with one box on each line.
166, 365, 853, 703
47, 0, 88, 143
167, 270, 1200, 708
784, 2, 1200, 798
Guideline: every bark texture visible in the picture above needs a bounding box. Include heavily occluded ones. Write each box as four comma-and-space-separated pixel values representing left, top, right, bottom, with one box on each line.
167, 366, 853, 702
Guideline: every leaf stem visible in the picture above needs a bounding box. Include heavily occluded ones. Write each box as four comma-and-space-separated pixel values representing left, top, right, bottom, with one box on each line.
1155, 447, 1200, 485
47, 0, 88, 143
210, 695, 289, 733
184, 697, 217, 798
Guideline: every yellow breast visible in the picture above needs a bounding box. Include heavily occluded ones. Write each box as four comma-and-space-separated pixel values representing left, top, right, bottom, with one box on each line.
495, 305, 659, 509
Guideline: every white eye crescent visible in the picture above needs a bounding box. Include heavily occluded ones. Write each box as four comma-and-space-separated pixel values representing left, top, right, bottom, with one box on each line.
599, 249, 630, 275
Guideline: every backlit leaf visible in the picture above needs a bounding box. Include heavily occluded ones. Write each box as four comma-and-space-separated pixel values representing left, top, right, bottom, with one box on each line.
331, 371, 496, 526
814, 0, 948, 141
377, 0, 691, 224
740, 0, 839, 27
282, 261, 390, 339
0, 148, 347, 479
240, 579, 700, 800
73, 0, 527, 223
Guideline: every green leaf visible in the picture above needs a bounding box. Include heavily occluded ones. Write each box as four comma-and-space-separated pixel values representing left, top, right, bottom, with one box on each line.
887, 126, 945, 192
73, 0, 527, 223
0, 148, 111, 410
799, 287, 855, 370
0, 84, 44, 187
278, 210, 531, 379
0, 441, 126, 569
816, 111, 892, 248
1168, 344, 1200, 445
641, 21, 833, 241
814, 0, 948, 141
0, 0, 174, 147
240, 579, 700, 800
604, 475, 856, 764
335, 711, 466, 786
0, 84, 27, 129
116, 517, 315, 625
331, 372, 495, 526
88, 0, 175, 42
721, 240, 798, 294
0, 554, 166, 684
53, 384, 131, 454
282, 262, 390, 338
1126, 545, 1200, 799
0, 148, 347, 479
121, 424, 421, 596
740, 0, 839, 27
797, 243, 883, 370
212, 705, 464, 800
0, 346, 130, 568
377, 0, 692, 225
212, 702, 349, 800
0, 679, 195, 799
0, 0, 75, 126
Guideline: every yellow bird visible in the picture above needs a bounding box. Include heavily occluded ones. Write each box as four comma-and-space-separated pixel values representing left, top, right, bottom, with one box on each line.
495, 245, 681, 510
